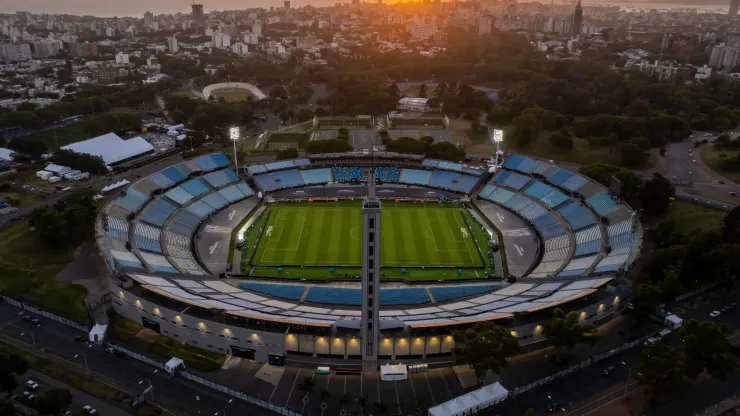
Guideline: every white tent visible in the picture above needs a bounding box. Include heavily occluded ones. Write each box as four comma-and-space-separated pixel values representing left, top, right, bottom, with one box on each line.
88, 324, 108, 342
428, 382, 508, 416
165, 357, 185, 376
380, 362, 408, 381
102, 179, 130, 193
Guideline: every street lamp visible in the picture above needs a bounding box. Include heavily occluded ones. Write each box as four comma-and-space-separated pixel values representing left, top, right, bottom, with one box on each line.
229, 126, 240, 174
139, 369, 158, 401
214, 399, 233, 416
621, 362, 642, 400
20, 332, 36, 349
491, 129, 504, 172
74, 344, 92, 372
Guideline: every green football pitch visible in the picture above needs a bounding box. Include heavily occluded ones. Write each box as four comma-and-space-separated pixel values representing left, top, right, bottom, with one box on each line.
251, 203, 485, 268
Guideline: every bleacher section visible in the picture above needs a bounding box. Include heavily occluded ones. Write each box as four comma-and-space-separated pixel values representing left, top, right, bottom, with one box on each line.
140, 198, 178, 227
422, 159, 484, 176
253, 169, 304, 191
193, 153, 230, 172
530, 234, 571, 277
247, 158, 312, 175
181, 178, 210, 197
113, 188, 149, 213
573, 226, 603, 257
134, 222, 162, 253
301, 168, 333, 185
429, 171, 479, 193
556, 201, 597, 231
503, 154, 540, 174
429, 285, 501, 302
399, 169, 432, 186
495, 171, 531, 190
586, 192, 620, 217
164, 187, 194, 206
239, 282, 306, 300
375, 167, 400, 182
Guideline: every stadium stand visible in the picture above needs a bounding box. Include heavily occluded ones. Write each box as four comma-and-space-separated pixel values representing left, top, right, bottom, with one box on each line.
523, 181, 553, 199
253, 169, 305, 191
217, 184, 248, 203
573, 226, 603, 257
375, 167, 400, 182
164, 187, 194, 206
201, 192, 230, 210
111, 250, 144, 269
265, 160, 296, 171
239, 282, 306, 300
429, 285, 501, 302
399, 169, 432, 186
148, 172, 175, 190
134, 222, 163, 253
556, 201, 597, 231
586, 192, 620, 217
185, 200, 215, 219
160, 166, 188, 184
381, 288, 430, 305
139, 251, 179, 273
429, 170, 479, 193
236, 183, 255, 197
106, 215, 129, 241
140, 198, 178, 227
301, 168, 333, 185
497, 171, 530, 190
203, 169, 239, 189
305, 287, 361, 305
180, 178, 210, 197
540, 189, 570, 208
113, 188, 149, 213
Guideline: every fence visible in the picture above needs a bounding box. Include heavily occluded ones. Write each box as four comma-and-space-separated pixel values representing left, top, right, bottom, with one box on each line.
507, 332, 657, 398
675, 192, 735, 211
180, 372, 300, 416
112, 344, 297, 416
675, 282, 719, 303
1, 295, 90, 332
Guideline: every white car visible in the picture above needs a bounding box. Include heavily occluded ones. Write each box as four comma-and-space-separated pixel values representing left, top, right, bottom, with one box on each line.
83, 406, 97, 415
25, 380, 39, 390
644, 337, 659, 346
710, 310, 721, 318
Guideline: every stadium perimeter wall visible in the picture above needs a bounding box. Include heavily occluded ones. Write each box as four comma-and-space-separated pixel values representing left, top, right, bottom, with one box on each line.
269, 185, 465, 200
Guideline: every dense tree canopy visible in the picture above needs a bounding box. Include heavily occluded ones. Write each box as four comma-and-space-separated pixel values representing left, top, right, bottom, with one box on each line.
679, 319, 735, 380
638, 342, 688, 401
542, 308, 598, 361
452, 321, 519, 385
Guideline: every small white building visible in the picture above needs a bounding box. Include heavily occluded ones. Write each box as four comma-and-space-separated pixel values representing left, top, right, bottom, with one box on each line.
397, 97, 440, 113
695, 65, 712, 81
115, 52, 129, 64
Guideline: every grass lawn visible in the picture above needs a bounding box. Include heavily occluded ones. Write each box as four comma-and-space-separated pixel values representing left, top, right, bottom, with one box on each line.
252, 203, 484, 268
0, 222, 89, 324
24, 123, 88, 149
701, 145, 740, 184
248, 266, 487, 281
149, 336, 226, 372
662, 201, 726, 234
109, 314, 142, 341
0, 190, 41, 207
213, 88, 251, 102
267, 132, 311, 149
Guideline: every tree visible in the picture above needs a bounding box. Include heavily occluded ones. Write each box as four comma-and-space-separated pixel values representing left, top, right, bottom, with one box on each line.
462, 108, 481, 122
296, 109, 314, 122
0, 401, 16, 416
419, 83, 428, 98
640, 173, 675, 217
0, 373, 16, 396
387, 83, 400, 99
83, 112, 141, 137
276, 148, 299, 160
619, 142, 647, 168
638, 342, 688, 401
542, 308, 598, 362
0, 111, 41, 128
659, 268, 685, 306
631, 283, 663, 323
722, 205, 740, 244
36, 388, 73, 415
452, 321, 519, 385
548, 131, 574, 151
318, 388, 330, 404
270, 85, 288, 99
306, 139, 352, 154
679, 319, 736, 380
7, 137, 48, 158
524, 409, 539, 416
52, 149, 107, 174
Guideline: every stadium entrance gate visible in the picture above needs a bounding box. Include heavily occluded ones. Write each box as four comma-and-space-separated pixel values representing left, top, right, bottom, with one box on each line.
231, 345, 256, 359
141, 316, 161, 333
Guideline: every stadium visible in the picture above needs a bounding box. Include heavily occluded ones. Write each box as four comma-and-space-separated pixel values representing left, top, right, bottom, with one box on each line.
99, 150, 640, 365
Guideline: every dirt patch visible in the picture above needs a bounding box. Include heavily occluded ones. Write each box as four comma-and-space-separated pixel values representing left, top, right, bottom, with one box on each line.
56, 242, 107, 283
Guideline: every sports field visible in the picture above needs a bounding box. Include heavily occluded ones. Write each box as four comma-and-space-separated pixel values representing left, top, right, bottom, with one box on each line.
251, 203, 484, 268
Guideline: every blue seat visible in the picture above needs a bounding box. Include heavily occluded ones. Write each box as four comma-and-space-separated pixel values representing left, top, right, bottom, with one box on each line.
332, 167, 350, 182
380, 288, 430, 305
501, 172, 530, 190
430, 285, 500, 302
203, 169, 237, 188
494, 171, 510, 184
399, 169, 432, 186
557, 201, 597, 231
301, 168, 333, 184
524, 181, 553, 199
305, 287, 361, 305
489, 187, 515, 205
236, 183, 254, 197
375, 167, 400, 182
429, 170, 460, 190
503, 155, 526, 170
148, 172, 175, 189
160, 166, 187, 184
181, 179, 210, 197
186, 200, 215, 219
135, 235, 162, 253
548, 170, 573, 185
217, 185, 246, 202
540, 189, 569, 208
574, 240, 601, 257
239, 283, 305, 300
113, 188, 148, 212
201, 192, 229, 210
164, 187, 194, 205
140, 198, 178, 227
193, 154, 218, 171
294, 159, 311, 167
210, 153, 230, 168
586, 192, 619, 216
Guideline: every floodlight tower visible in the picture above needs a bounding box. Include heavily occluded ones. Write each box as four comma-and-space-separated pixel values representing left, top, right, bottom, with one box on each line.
360, 170, 381, 373
491, 128, 504, 172
229, 127, 240, 174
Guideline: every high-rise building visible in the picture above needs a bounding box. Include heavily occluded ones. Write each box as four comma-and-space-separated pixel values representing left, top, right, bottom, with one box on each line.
143, 11, 153, 26
284, 0, 290, 8
192, 4, 204, 21
572, 0, 583, 37
252, 23, 262, 36
115, 52, 130, 64
0, 43, 32, 62
167, 36, 178, 53
32, 40, 60, 58
360, 171, 381, 373
730, 0, 740, 16
70, 42, 98, 58
93, 65, 119, 84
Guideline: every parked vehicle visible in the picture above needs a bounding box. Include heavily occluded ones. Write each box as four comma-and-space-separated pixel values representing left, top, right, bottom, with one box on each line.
25, 380, 39, 390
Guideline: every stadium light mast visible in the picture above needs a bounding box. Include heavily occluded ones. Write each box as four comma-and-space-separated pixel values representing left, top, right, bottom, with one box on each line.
360, 169, 381, 373
229, 127, 240, 174
491, 129, 504, 172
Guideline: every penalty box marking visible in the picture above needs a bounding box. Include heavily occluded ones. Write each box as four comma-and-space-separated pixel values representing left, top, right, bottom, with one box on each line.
262, 209, 307, 253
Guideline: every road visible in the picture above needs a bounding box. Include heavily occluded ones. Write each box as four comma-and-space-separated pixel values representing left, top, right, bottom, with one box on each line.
1, 299, 278, 416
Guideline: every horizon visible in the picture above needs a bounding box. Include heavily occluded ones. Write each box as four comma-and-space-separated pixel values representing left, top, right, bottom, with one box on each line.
0, 0, 729, 18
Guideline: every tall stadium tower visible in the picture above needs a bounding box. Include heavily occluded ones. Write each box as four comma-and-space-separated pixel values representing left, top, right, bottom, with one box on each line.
360, 170, 381, 372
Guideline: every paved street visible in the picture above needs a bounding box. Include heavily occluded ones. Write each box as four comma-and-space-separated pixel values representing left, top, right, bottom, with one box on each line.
0, 302, 276, 416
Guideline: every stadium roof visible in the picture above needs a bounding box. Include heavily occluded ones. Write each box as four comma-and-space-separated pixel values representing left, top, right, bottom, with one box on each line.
61, 133, 154, 165
0, 148, 14, 161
